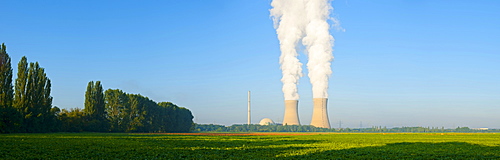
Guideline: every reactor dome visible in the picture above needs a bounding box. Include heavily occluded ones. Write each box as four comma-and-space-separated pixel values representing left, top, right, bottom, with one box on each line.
259, 118, 275, 125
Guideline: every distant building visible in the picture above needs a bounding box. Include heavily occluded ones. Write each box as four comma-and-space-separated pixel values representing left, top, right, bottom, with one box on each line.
472, 128, 489, 130
259, 118, 275, 125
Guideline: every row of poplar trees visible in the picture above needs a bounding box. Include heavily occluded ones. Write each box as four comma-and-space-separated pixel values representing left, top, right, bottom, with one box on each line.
0, 43, 55, 133
78, 82, 194, 133
1, 43, 194, 133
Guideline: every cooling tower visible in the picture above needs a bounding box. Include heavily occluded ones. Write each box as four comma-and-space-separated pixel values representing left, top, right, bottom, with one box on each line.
282, 100, 300, 125
310, 98, 330, 128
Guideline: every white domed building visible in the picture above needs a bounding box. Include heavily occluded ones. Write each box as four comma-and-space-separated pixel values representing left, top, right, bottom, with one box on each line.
259, 118, 275, 125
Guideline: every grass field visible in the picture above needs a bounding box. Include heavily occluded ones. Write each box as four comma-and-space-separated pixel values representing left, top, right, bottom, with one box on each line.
1, 133, 500, 159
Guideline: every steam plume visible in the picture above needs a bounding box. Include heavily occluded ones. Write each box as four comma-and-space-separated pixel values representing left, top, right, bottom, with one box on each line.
303, 0, 334, 98
270, 0, 307, 100
271, 0, 334, 99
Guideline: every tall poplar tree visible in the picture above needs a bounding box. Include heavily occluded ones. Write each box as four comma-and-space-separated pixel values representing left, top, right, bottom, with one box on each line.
0, 43, 22, 133
84, 81, 95, 115
14, 57, 28, 114
14, 57, 53, 132
0, 43, 13, 109
84, 81, 107, 131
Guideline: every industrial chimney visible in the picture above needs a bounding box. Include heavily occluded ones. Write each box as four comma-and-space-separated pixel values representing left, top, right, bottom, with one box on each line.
282, 100, 300, 125
310, 98, 330, 128
247, 91, 251, 125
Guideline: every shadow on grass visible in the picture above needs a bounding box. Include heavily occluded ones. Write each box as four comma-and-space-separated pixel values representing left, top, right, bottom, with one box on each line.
1, 133, 323, 159
168, 138, 320, 159
4, 134, 500, 159
291, 142, 500, 159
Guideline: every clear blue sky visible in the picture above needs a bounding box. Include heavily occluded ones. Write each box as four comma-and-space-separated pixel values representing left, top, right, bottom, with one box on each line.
2, 1, 499, 128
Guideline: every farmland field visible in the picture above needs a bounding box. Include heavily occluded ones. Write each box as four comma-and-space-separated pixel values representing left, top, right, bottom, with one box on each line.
1, 133, 500, 159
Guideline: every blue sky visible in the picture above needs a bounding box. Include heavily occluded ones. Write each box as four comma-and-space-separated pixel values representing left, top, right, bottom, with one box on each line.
1, 1, 499, 128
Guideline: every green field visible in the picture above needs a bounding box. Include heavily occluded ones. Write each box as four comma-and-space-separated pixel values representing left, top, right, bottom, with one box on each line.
1, 133, 500, 159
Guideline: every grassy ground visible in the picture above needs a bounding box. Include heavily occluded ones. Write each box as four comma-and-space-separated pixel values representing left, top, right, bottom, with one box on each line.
1, 133, 500, 159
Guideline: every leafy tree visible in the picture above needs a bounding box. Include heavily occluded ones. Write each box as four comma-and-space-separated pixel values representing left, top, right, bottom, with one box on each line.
103, 89, 195, 133
48, 106, 61, 132
157, 102, 195, 132
176, 107, 194, 132
84, 81, 108, 132
13, 57, 28, 131
58, 108, 85, 132
105, 89, 130, 132
126, 94, 157, 132
0, 43, 13, 109
127, 95, 144, 132
0, 43, 22, 133
14, 57, 53, 132
456, 127, 472, 132
157, 102, 177, 132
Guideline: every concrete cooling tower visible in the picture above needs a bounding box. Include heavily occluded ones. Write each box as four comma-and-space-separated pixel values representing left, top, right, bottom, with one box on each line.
310, 98, 331, 128
282, 100, 300, 125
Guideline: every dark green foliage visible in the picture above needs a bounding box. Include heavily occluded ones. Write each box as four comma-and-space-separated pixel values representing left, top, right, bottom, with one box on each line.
47, 107, 61, 132
0, 107, 22, 133
1, 47, 56, 133
13, 57, 54, 132
127, 94, 147, 132
105, 89, 193, 132
57, 108, 85, 132
0, 43, 22, 133
126, 94, 158, 132
194, 124, 227, 132
104, 89, 194, 133
13, 57, 28, 114
84, 81, 108, 132
157, 102, 177, 131
80, 85, 196, 133
0, 44, 194, 133
105, 89, 130, 132
158, 102, 194, 132
176, 107, 194, 132
0, 43, 13, 108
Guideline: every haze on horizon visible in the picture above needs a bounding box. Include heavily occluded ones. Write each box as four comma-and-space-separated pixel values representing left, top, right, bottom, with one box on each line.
1, 1, 499, 129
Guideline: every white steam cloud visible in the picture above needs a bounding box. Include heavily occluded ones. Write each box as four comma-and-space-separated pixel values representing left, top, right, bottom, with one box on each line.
270, 0, 307, 100
271, 0, 335, 100
303, 0, 334, 98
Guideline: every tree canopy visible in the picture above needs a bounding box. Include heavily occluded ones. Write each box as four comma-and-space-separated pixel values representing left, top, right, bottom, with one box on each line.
1, 43, 195, 133
0, 43, 22, 133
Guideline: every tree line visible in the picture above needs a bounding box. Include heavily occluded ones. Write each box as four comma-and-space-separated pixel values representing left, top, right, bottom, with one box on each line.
0, 43, 194, 133
350, 126, 500, 133
63, 83, 195, 133
195, 124, 500, 133
195, 124, 335, 132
